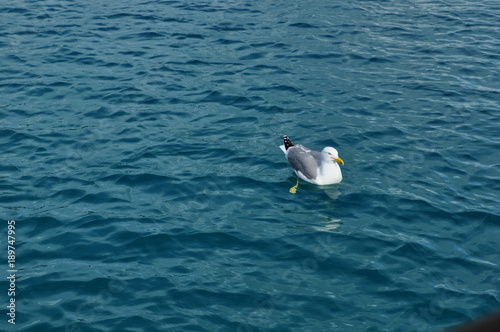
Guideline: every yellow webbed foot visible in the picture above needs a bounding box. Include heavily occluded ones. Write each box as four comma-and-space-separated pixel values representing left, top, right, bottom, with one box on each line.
289, 178, 299, 194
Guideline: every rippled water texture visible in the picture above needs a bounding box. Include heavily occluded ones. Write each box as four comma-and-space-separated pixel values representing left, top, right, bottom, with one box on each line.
1, 0, 499, 331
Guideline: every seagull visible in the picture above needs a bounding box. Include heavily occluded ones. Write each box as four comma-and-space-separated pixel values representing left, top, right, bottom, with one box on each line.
279, 135, 344, 193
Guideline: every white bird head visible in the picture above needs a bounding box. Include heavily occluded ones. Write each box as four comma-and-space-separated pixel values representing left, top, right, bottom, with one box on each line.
321, 147, 344, 165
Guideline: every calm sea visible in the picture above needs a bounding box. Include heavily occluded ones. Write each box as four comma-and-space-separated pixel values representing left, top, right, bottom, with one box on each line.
1, 0, 499, 331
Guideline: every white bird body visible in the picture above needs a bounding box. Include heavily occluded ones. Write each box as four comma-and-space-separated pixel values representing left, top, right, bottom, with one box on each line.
279, 136, 343, 186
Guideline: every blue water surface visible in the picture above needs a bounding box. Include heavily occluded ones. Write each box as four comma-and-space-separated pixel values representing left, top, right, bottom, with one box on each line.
1, 0, 499, 331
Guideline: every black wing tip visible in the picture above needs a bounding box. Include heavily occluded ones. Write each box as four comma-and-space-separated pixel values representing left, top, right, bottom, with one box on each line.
280, 135, 295, 150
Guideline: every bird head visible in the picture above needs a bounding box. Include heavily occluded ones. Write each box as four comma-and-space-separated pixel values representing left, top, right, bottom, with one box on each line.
322, 147, 344, 165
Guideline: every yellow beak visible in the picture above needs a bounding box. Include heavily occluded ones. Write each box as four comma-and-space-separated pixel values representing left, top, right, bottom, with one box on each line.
334, 157, 344, 165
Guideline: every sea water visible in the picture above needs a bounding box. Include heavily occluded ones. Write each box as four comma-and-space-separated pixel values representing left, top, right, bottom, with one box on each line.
0, 1, 499, 331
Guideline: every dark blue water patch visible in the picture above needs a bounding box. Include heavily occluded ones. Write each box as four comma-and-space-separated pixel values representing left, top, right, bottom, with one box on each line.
212, 116, 258, 125
104, 13, 162, 21
248, 85, 303, 95
114, 173, 170, 189
214, 38, 243, 45
209, 22, 247, 32
117, 31, 166, 40
84, 107, 127, 119
171, 33, 205, 40
238, 52, 268, 61
289, 22, 319, 29
72, 192, 130, 205
0, 7, 29, 14
194, 90, 255, 109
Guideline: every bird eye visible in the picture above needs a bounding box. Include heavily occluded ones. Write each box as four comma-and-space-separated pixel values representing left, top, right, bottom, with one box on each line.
327, 152, 332, 155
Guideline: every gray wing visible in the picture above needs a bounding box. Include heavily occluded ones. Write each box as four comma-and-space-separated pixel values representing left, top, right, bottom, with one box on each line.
286, 145, 321, 180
